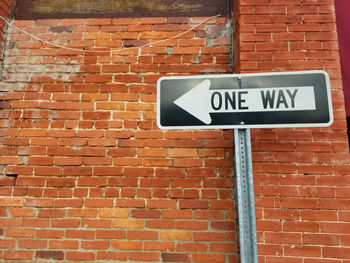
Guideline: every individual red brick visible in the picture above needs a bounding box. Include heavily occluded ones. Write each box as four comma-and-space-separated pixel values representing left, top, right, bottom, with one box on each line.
159, 64, 188, 73
303, 233, 340, 246
36, 229, 64, 239
84, 198, 114, 207
144, 241, 175, 251
267, 257, 303, 263
162, 210, 193, 219
186, 168, 215, 178
0, 239, 16, 250
97, 251, 128, 261
66, 251, 95, 261
6, 228, 34, 238
49, 240, 79, 249
194, 232, 226, 241
145, 219, 175, 229
211, 221, 236, 231
265, 232, 302, 244
36, 251, 64, 260
127, 252, 159, 261
2, 137, 29, 146
108, 178, 138, 187
81, 219, 111, 228
161, 253, 191, 262
19, 239, 47, 249
321, 247, 350, 259
284, 245, 321, 257
174, 159, 202, 167
209, 200, 235, 210
47, 130, 75, 138
176, 221, 208, 230
24, 198, 53, 207
183, 189, 199, 199
0, 217, 20, 228
192, 253, 225, 263
83, 157, 112, 165
112, 219, 144, 229
127, 230, 158, 240
9, 208, 35, 217
143, 159, 172, 167
117, 199, 145, 208
38, 209, 65, 218
51, 219, 80, 228
147, 200, 177, 209
171, 179, 201, 188
97, 208, 129, 218
12, 186, 29, 196
4, 250, 34, 260
27, 157, 53, 166
54, 157, 83, 166
96, 229, 126, 239
179, 200, 209, 209
111, 240, 142, 251
123, 167, 153, 177
46, 177, 75, 187
114, 157, 142, 166
176, 242, 207, 252
168, 148, 197, 158
81, 240, 110, 250
65, 229, 95, 239
0, 176, 16, 186
107, 148, 135, 158
54, 198, 83, 208
210, 242, 237, 253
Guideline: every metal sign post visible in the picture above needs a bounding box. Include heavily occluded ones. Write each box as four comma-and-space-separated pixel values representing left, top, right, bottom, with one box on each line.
234, 128, 258, 263
235, 77, 258, 263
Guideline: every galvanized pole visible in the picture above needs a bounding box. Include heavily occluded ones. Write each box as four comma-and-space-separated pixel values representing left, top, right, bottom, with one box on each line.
234, 77, 258, 262
234, 128, 258, 263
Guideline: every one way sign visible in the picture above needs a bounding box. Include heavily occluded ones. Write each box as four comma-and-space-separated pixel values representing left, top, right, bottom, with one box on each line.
157, 71, 333, 129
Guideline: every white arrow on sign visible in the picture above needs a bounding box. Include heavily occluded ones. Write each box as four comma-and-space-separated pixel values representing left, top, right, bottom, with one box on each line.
173, 79, 316, 125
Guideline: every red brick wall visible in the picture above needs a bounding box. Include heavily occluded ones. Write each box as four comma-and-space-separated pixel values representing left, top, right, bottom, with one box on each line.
0, 0, 349, 263
0, 16, 236, 262
236, 0, 350, 262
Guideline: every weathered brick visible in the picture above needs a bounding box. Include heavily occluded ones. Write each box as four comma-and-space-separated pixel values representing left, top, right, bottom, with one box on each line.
161, 252, 190, 262
36, 250, 64, 260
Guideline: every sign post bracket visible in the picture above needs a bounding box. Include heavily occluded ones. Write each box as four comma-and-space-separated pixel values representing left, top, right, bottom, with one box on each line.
234, 77, 258, 263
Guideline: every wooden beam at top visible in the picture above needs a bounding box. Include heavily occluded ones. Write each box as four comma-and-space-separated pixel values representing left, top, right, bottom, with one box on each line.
15, 0, 231, 19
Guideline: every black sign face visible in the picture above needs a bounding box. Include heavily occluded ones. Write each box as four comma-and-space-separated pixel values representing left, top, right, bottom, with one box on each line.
157, 71, 333, 129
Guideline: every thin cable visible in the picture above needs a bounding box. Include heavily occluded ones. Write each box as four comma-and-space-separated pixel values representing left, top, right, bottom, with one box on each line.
0, 16, 108, 53
0, 15, 220, 54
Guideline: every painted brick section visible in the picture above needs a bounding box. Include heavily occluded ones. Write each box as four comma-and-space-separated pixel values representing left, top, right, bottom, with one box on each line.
0, 13, 235, 262
236, 0, 350, 262
0, 0, 10, 64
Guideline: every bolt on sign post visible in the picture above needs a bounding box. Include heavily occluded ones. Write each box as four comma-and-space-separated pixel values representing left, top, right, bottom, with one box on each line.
157, 70, 333, 263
